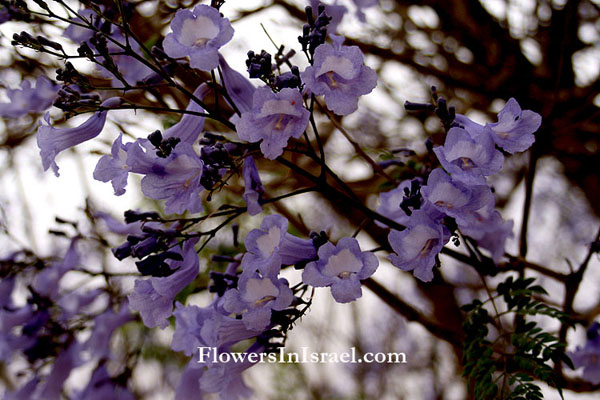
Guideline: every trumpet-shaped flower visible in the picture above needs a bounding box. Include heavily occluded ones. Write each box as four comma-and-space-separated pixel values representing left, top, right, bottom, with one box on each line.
37, 97, 121, 176
163, 4, 234, 71
434, 125, 504, 184
242, 156, 264, 216
301, 43, 377, 115
0, 76, 58, 118
222, 269, 294, 331
485, 98, 542, 154
420, 168, 491, 220
235, 87, 310, 159
128, 239, 199, 328
242, 214, 317, 277
303, 237, 378, 303
388, 211, 448, 282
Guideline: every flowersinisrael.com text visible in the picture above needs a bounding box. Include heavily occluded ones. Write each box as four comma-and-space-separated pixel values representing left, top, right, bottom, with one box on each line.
197, 347, 407, 364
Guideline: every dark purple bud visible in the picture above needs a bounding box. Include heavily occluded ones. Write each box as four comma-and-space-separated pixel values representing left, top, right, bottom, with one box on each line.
112, 242, 133, 260
124, 210, 160, 223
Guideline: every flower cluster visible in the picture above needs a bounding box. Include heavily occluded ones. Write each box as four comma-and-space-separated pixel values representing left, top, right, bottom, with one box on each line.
3, 0, 581, 398
382, 98, 541, 281
0, 76, 58, 118
0, 241, 134, 399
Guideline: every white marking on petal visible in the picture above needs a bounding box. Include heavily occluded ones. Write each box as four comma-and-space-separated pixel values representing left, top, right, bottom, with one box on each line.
323, 248, 363, 278
316, 55, 356, 80
242, 277, 280, 304
258, 99, 301, 118
256, 226, 281, 258
180, 16, 219, 47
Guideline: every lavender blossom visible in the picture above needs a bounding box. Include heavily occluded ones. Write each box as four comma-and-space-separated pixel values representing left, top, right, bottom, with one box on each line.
420, 168, 491, 220
433, 125, 504, 184
388, 211, 448, 282
301, 43, 377, 115
37, 342, 82, 400
485, 98, 542, 154
37, 97, 121, 176
222, 270, 294, 331
85, 305, 133, 359
242, 156, 264, 216
163, 4, 234, 71
163, 83, 210, 144
235, 87, 310, 159
302, 237, 378, 303
199, 354, 256, 400
93, 133, 131, 195
94, 83, 208, 196
219, 55, 256, 115
242, 214, 317, 277
569, 322, 600, 384
140, 142, 205, 215
128, 240, 199, 328
456, 196, 514, 262
0, 305, 35, 361
32, 238, 80, 300
171, 302, 259, 357
0, 76, 59, 118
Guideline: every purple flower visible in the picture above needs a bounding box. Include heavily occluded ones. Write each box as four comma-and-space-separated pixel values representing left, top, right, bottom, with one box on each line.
3, 378, 39, 400
171, 302, 258, 356
0, 76, 59, 118
163, 83, 210, 144
63, 9, 96, 43
175, 365, 205, 400
219, 55, 256, 115
472, 217, 513, 262
37, 97, 121, 176
309, 0, 348, 33
352, 0, 378, 22
242, 156, 264, 216
94, 84, 208, 197
140, 142, 205, 215
222, 270, 294, 331
303, 237, 378, 303
301, 43, 377, 115
388, 211, 448, 282
235, 87, 310, 159
94, 210, 143, 235
376, 179, 421, 227
163, 4, 234, 71
128, 239, 199, 328
569, 322, 600, 384
0, 305, 35, 361
242, 214, 316, 277
199, 353, 256, 400
433, 125, 504, 184
455, 196, 514, 262
37, 342, 82, 400
73, 365, 135, 400
32, 238, 80, 300
420, 168, 491, 220
93, 133, 131, 195
124, 139, 205, 215
0, 276, 14, 308
485, 98, 542, 154
84, 305, 133, 359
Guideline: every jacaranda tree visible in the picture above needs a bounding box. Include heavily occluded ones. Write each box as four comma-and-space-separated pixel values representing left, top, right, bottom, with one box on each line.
1, 0, 599, 398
